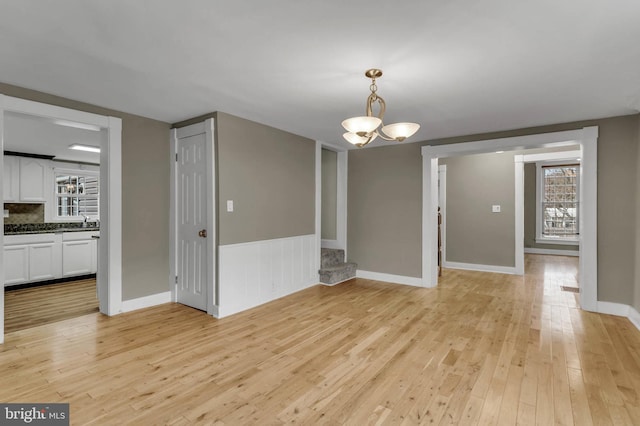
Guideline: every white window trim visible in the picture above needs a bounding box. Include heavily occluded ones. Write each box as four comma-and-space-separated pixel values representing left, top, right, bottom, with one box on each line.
53, 167, 100, 222
535, 160, 580, 245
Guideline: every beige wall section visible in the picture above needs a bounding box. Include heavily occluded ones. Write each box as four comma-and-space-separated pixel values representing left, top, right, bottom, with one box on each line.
594, 115, 638, 304
0, 82, 171, 301
215, 112, 315, 245
441, 153, 516, 267
347, 113, 639, 304
523, 163, 576, 251
321, 149, 337, 240
348, 144, 422, 277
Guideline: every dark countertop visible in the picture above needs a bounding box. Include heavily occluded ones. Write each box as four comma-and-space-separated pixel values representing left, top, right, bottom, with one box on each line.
4, 223, 100, 236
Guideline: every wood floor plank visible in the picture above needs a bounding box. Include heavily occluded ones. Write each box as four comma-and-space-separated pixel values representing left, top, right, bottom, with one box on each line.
2, 255, 640, 424
4, 278, 98, 333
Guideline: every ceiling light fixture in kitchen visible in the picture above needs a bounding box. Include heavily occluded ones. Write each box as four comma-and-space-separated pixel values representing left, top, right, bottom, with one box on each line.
69, 144, 100, 153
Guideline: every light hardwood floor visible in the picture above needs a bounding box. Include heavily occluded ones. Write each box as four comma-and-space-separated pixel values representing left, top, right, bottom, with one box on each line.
1, 255, 639, 425
4, 278, 98, 333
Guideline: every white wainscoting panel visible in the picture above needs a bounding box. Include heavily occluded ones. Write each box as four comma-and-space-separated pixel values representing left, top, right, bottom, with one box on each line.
218, 234, 318, 317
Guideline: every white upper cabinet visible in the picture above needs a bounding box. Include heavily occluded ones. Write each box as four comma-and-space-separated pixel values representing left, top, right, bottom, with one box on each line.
3, 156, 51, 203
19, 157, 49, 202
3, 155, 20, 202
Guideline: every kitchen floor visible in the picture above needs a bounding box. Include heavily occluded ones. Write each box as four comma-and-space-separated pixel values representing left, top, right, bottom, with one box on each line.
4, 278, 98, 333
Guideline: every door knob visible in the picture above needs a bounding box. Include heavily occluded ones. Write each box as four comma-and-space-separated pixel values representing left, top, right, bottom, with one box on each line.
198, 229, 207, 238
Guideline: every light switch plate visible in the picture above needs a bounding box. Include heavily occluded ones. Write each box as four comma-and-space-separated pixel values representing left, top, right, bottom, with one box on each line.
227, 200, 234, 212
492, 205, 501, 213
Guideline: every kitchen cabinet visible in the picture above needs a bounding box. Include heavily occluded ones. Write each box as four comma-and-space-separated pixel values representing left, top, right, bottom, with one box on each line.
3, 155, 20, 202
19, 157, 49, 202
3, 231, 97, 286
2, 156, 51, 203
4, 233, 62, 286
4, 244, 29, 285
62, 231, 98, 276
30, 242, 63, 281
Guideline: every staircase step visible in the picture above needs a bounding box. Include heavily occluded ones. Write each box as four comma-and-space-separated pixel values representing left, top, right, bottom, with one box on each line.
321, 248, 345, 268
319, 262, 357, 285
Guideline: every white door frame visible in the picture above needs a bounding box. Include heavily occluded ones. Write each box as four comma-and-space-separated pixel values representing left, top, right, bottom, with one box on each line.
317, 141, 348, 252
169, 119, 216, 316
421, 127, 598, 312
0, 95, 123, 343
438, 164, 447, 266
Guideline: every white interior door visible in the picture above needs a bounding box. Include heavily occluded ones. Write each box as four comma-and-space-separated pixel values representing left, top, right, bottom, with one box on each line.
175, 124, 210, 311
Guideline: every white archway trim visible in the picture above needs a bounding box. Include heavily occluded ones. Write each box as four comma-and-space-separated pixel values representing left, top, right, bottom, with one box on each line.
421, 127, 598, 312
514, 155, 525, 275
0, 95, 122, 343
316, 140, 348, 254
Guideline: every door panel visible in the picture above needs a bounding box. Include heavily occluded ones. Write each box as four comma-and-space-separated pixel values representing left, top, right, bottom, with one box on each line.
176, 131, 208, 311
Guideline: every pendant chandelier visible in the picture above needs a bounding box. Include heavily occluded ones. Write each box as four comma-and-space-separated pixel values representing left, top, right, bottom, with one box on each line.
342, 69, 420, 147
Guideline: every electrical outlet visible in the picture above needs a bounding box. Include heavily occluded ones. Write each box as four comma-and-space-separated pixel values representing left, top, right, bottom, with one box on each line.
227, 200, 234, 212
492, 205, 501, 213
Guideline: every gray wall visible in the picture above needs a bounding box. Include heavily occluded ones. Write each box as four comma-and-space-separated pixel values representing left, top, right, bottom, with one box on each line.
215, 112, 315, 245
321, 149, 337, 240
523, 163, 577, 252
441, 153, 515, 267
0, 82, 171, 301
348, 114, 640, 305
348, 144, 422, 277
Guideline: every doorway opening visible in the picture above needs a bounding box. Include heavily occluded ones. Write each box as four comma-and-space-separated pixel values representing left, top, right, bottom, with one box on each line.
437, 147, 581, 293
0, 95, 122, 343
422, 127, 598, 312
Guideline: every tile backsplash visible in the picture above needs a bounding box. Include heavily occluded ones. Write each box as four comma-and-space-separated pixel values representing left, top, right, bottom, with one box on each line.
3, 203, 45, 224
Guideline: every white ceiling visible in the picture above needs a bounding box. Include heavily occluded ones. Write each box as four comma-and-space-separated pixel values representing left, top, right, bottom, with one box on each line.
4, 112, 102, 163
1, 1, 639, 148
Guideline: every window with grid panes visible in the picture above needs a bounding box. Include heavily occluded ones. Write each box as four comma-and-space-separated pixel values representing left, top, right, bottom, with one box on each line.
55, 172, 99, 218
540, 164, 579, 240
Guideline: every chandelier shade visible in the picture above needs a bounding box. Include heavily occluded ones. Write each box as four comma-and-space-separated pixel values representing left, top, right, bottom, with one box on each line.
343, 131, 378, 147
381, 122, 420, 142
341, 116, 382, 136
341, 69, 420, 147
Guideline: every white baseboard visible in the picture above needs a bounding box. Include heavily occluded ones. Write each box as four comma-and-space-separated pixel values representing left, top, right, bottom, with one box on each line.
216, 282, 318, 319
356, 270, 423, 287
121, 291, 172, 313
443, 261, 517, 275
628, 306, 640, 331
596, 301, 640, 333
596, 301, 630, 317
321, 277, 353, 286
524, 247, 579, 257
210, 305, 219, 318
321, 239, 343, 250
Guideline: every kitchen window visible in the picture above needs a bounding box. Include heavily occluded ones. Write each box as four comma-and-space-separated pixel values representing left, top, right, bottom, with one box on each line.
55, 171, 99, 219
536, 163, 579, 244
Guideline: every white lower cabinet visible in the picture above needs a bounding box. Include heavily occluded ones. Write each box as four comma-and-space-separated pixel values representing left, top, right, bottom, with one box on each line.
62, 240, 97, 276
30, 242, 63, 281
4, 245, 30, 285
3, 231, 98, 286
